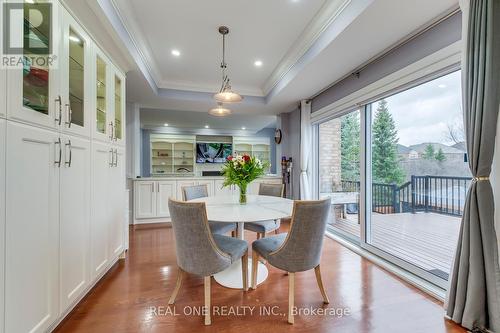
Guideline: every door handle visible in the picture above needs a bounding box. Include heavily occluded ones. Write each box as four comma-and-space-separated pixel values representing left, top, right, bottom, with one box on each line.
55, 95, 62, 126
65, 139, 72, 167
54, 138, 62, 167
65, 103, 72, 128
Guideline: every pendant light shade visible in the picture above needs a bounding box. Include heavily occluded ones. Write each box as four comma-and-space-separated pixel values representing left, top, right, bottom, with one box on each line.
208, 104, 232, 117
214, 89, 243, 103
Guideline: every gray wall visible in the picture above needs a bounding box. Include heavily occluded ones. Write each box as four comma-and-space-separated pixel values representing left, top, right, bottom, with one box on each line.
141, 129, 278, 177
312, 12, 462, 112
280, 107, 301, 199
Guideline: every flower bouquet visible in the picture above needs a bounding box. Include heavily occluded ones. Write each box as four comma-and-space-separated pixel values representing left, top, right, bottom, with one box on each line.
221, 154, 269, 204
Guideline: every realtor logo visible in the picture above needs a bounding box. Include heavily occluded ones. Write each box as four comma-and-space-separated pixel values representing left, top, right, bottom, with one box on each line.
2, 2, 55, 68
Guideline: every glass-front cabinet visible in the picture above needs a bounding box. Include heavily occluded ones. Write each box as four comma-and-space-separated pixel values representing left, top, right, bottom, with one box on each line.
150, 135, 195, 175
7, 1, 61, 128
61, 8, 91, 137
95, 53, 108, 140
233, 137, 271, 171
112, 70, 125, 145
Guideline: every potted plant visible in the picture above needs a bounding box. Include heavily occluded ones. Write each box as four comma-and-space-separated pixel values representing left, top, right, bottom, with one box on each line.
221, 154, 269, 204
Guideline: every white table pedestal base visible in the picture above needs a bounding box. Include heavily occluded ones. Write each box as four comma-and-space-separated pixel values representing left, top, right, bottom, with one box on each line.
214, 259, 268, 289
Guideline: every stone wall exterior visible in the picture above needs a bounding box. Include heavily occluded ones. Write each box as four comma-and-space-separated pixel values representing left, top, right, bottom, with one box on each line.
319, 119, 342, 193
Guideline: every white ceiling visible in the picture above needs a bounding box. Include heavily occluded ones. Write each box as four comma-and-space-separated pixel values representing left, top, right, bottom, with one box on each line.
62, 0, 459, 125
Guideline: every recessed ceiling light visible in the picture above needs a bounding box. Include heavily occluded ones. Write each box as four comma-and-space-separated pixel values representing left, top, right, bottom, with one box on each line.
171, 49, 181, 57
438, 84, 447, 88
205, 125, 210, 129
164, 123, 169, 127
241, 127, 246, 130
254, 60, 263, 67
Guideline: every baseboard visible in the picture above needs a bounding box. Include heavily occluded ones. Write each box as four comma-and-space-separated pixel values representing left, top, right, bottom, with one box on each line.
325, 232, 447, 302
133, 217, 172, 224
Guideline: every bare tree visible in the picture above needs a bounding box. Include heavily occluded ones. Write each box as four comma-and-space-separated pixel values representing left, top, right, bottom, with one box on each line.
445, 120, 465, 144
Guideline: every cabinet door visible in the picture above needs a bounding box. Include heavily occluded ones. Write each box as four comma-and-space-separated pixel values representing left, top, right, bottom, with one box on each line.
0, 119, 5, 333
108, 147, 124, 259
157, 181, 176, 217
197, 180, 214, 196
214, 179, 233, 196
5, 122, 59, 333
90, 142, 111, 278
134, 181, 157, 219
7, 2, 61, 129
111, 69, 125, 146
0, 1, 5, 119
93, 49, 112, 142
176, 180, 197, 200
60, 8, 91, 137
60, 135, 90, 312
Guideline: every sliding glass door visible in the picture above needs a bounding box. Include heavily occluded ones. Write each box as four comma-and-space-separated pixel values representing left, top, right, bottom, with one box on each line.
317, 70, 468, 287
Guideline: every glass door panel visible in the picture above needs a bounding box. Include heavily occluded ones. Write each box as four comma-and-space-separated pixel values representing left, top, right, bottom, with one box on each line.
96, 57, 106, 134
367, 71, 469, 282
68, 28, 84, 127
114, 75, 122, 140
319, 110, 361, 239
23, 1, 51, 114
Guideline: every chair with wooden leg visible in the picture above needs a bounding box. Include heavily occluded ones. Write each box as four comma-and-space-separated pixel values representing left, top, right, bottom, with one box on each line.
250, 199, 331, 324
244, 183, 285, 238
167, 199, 248, 325
182, 185, 237, 236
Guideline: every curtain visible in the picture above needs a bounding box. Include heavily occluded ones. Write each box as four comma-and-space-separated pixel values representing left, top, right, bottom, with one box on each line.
446, 0, 500, 332
300, 100, 312, 200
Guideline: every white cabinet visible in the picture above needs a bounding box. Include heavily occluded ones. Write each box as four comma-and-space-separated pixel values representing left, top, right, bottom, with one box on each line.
214, 179, 233, 196
0, 119, 5, 333
5, 122, 60, 333
197, 179, 215, 196
60, 135, 91, 311
111, 69, 125, 146
60, 8, 92, 138
150, 134, 195, 175
176, 180, 197, 199
135, 181, 156, 218
157, 181, 176, 217
93, 48, 112, 143
91, 142, 111, 278
7, 2, 61, 130
109, 147, 125, 258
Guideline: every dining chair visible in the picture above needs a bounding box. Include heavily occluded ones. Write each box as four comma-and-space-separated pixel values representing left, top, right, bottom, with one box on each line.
250, 199, 331, 324
244, 183, 285, 238
182, 184, 237, 236
167, 199, 248, 325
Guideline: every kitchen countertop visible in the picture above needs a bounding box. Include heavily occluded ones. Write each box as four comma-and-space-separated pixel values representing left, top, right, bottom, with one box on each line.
131, 174, 281, 181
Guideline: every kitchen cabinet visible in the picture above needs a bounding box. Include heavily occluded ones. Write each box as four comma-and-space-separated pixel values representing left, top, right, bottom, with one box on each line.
59, 135, 91, 311
214, 179, 233, 196
150, 134, 195, 175
197, 179, 215, 196
93, 49, 113, 143
176, 180, 197, 199
112, 69, 125, 146
233, 137, 272, 171
135, 181, 156, 219
109, 147, 125, 258
157, 181, 176, 218
5, 122, 60, 333
0, 119, 5, 333
60, 8, 92, 138
7, 2, 62, 129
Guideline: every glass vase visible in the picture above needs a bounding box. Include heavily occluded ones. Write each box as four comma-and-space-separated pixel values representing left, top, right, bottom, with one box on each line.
239, 184, 247, 205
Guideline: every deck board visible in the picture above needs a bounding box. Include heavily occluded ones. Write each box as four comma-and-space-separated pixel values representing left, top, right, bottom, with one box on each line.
329, 212, 461, 277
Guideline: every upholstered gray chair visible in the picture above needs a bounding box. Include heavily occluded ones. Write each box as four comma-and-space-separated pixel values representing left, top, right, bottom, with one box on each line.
167, 199, 248, 325
244, 183, 285, 238
182, 185, 237, 236
251, 199, 330, 324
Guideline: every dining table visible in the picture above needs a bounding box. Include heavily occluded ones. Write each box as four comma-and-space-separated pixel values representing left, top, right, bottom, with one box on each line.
190, 194, 294, 289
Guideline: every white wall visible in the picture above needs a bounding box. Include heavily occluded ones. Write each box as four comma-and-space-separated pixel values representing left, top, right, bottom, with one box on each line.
490, 105, 500, 267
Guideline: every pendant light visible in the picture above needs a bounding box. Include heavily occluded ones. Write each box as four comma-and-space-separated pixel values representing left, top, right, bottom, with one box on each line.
208, 103, 232, 117
213, 26, 243, 103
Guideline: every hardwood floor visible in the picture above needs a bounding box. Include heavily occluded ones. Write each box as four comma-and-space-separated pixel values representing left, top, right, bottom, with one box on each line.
55, 223, 466, 333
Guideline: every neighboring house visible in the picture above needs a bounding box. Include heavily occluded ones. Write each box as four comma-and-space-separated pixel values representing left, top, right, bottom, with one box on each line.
397, 144, 420, 160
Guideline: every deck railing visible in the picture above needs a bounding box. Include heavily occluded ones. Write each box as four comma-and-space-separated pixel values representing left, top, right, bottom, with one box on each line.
341, 175, 472, 216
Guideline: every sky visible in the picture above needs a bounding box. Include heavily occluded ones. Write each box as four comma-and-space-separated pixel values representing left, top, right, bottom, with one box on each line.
373, 70, 463, 147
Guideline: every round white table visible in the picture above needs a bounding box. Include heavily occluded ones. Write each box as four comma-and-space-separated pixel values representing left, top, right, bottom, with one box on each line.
190, 194, 293, 289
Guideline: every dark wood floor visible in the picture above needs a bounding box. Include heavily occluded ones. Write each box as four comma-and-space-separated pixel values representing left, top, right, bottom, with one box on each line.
55, 223, 466, 333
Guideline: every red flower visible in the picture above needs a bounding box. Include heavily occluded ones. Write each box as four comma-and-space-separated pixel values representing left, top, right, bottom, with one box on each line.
227, 156, 233, 161
242, 155, 251, 162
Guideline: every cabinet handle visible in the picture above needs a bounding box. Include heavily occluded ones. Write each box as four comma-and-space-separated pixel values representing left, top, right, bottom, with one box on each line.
114, 149, 118, 167
114, 123, 118, 141
157, 182, 159, 192
65, 140, 72, 167
55, 95, 62, 126
109, 121, 114, 140
65, 103, 72, 128
54, 138, 62, 167
109, 149, 114, 167
152, 183, 154, 193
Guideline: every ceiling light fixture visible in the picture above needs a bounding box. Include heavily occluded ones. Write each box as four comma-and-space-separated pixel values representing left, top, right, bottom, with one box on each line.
438, 84, 447, 88
164, 123, 169, 127
213, 26, 243, 104
241, 127, 246, 130
208, 103, 232, 117
254, 60, 263, 67
171, 49, 181, 57
205, 125, 210, 129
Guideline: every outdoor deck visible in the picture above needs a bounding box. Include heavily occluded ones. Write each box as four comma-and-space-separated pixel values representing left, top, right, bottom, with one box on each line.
329, 211, 461, 279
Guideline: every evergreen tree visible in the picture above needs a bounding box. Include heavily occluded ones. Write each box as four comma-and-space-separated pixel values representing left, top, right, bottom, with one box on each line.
435, 148, 446, 162
372, 99, 405, 184
423, 144, 435, 160
341, 112, 360, 181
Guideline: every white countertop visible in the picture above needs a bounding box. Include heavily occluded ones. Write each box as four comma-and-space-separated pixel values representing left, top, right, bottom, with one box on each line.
131, 174, 281, 181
